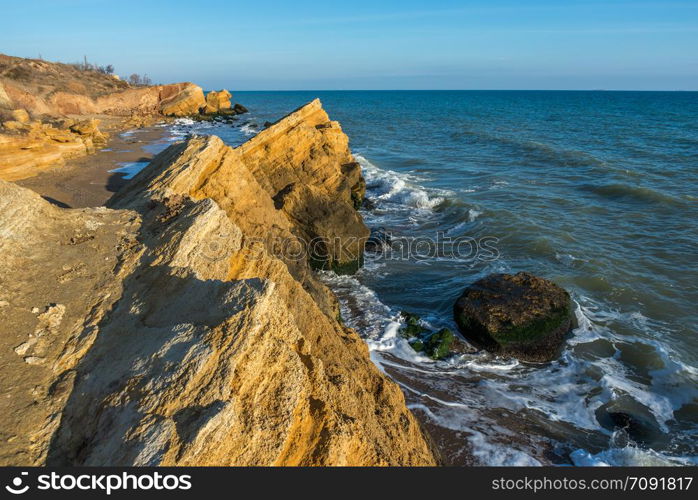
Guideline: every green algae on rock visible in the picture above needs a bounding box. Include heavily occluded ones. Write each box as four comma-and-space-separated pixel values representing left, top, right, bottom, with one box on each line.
453, 271, 575, 362
398, 312, 466, 360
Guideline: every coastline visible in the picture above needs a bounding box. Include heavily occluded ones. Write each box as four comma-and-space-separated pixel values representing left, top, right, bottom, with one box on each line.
0, 78, 439, 465
1, 53, 696, 467
16, 123, 171, 208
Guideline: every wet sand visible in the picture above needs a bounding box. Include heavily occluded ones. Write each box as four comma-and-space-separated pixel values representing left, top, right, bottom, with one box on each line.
17, 125, 172, 208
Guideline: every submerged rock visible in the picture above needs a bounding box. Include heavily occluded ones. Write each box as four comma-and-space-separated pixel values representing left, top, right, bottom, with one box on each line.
399, 311, 430, 339
399, 312, 471, 360
595, 397, 666, 447
453, 272, 574, 362
365, 227, 391, 252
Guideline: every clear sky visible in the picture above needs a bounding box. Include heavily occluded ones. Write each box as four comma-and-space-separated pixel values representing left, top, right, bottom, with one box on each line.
2, 0, 697, 90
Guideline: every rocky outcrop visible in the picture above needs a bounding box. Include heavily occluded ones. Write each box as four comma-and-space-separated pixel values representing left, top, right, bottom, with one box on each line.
203, 89, 232, 114
0, 99, 436, 466
0, 118, 109, 181
0, 54, 205, 118
0, 53, 210, 180
0, 180, 140, 465
157, 84, 205, 117
453, 272, 575, 362
112, 99, 369, 275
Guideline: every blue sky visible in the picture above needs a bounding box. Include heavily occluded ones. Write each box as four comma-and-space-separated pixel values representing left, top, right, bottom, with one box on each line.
2, 0, 697, 89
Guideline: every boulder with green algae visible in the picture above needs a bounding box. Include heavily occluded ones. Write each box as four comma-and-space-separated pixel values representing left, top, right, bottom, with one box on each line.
399, 311, 429, 339
399, 312, 466, 360
424, 329, 456, 360
453, 271, 575, 362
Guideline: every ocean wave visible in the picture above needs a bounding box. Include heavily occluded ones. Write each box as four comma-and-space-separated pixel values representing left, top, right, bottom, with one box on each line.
172, 117, 196, 126
322, 269, 698, 465
355, 154, 451, 210
579, 182, 685, 206
571, 446, 698, 466
240, 122, 259, 136
451, 127, 609, 169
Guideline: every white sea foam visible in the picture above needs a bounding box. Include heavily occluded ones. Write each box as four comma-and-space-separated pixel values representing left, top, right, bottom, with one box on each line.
571, 447, 698, 466
172, 118, 196, 126
240, 123, 259, 136
320, 266, 698, 465
356, 154, 451, 210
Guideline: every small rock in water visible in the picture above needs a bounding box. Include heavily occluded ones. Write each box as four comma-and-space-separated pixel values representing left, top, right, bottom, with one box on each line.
233, 103, 248, 114
361, 197, 376, 211
453, 271, 575, 362
399, 311, 429, 339
398, 311, 470, 360
365, 227, 392, 253
595, 397, 666, 446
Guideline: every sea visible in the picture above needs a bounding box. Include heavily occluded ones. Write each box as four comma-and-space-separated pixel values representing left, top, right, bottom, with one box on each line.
129, 90, 698, 466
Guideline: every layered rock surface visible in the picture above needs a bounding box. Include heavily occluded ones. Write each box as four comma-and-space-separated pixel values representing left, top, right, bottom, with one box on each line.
111, 99, 370, 275
203, 89, 232, 114
0, 117, 109, 181
0, 100, 436, 466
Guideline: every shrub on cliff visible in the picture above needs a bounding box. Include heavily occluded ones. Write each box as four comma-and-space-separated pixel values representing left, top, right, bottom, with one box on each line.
128, 73, 152, 86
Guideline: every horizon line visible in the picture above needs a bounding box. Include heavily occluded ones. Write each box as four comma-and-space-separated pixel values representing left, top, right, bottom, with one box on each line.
225, 88, 698, 92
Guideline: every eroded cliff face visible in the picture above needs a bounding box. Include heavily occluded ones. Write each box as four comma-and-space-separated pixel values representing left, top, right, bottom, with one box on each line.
0, 54, 206, 181
0, 54, 205, 118
0, 116, 109, 181
0, 101, 437, 466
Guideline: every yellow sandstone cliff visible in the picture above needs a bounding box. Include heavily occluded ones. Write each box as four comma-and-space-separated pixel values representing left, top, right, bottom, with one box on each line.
0, 100, 438, 466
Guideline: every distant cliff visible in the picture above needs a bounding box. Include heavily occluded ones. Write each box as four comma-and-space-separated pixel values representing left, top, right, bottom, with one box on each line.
0, 100, 438, 466
0, 54, 205, 117
0, 54, 207, 181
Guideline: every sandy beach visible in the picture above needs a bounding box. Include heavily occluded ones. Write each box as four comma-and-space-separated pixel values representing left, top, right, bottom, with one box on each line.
16, 125, 170, 208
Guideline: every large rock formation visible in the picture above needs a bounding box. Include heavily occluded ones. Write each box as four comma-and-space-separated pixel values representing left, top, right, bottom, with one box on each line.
203, 89, 232, 114
156, 84, 206, 117
0, 118, 109, 181
112, 99, 369, 275
453, 272, 575, 362
0, 99, 436, 466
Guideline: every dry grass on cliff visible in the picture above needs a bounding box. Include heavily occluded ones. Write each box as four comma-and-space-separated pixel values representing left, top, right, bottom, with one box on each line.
0, 54, 129, 100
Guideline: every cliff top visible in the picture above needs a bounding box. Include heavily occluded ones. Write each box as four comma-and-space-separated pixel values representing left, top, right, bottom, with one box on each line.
0, 53, 130, 101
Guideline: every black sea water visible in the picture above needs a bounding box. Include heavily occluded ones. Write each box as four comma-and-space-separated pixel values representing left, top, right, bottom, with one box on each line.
152, 90, 698, 465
